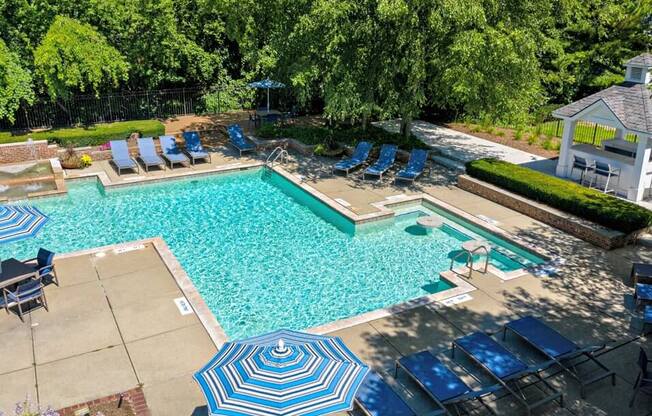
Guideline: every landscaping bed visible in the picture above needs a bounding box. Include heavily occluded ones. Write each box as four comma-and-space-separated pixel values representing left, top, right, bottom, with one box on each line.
465, 158, 652, 235
0, 120, 165, 147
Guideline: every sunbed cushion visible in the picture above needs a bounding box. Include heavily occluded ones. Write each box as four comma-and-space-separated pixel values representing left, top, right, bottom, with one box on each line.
506, 316, 578, 359
366, 144, 397, 174
455, 332, 528, 380
110, 140, 137, 168
160, 136, 189, 162
636, 283, 652, 301
228, 124, 256, 150
183, 131, 204, 152
398, 351, 470, 402
355, 371, 416, 416
188, 150, 210, 159
397, 149, 427, 178
335, 158, 360, 170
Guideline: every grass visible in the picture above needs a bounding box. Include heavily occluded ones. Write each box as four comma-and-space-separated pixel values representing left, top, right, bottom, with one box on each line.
466, 158, 652, 234
255, 123, 429, 150
0, 120, 165, 147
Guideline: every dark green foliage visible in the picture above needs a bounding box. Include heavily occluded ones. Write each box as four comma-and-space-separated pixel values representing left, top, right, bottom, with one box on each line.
466, 158, 652, 234
256, 124, 428, 150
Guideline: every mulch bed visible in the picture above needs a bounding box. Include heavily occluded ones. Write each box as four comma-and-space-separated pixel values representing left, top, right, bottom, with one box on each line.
57, 388, 149, 416
445, 122, 560, 159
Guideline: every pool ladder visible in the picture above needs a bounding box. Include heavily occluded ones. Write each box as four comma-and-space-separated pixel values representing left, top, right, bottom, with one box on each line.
450, 244, 490, 278
265, 147, 289, 169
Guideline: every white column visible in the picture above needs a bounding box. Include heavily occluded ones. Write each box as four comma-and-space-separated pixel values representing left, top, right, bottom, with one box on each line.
555, 119, 577, 177
629, 135, 651, 201
614, 128, 624, 140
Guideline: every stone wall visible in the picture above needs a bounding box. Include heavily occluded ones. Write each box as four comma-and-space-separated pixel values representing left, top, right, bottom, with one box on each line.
457, 175, 636, 250
0, 140, 58, 164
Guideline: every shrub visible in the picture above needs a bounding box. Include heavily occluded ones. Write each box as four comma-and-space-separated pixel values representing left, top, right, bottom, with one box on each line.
513, 129, 523, 141
527, 134, 538, 145
471, 125, 482, 133
465, 158, 652, 233
255, 124, 428, 150
0, 120, 165, 147
496, 130, 505, 137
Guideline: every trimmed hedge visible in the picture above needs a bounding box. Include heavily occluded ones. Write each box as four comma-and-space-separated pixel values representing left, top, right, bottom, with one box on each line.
466, 158, 652, 234
255, 124, 429, 150
0, 120, 166, 147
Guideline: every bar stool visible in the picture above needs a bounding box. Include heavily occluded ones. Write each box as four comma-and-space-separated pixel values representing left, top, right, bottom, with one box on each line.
589, 161, 621, 194
571, 155, 594, 185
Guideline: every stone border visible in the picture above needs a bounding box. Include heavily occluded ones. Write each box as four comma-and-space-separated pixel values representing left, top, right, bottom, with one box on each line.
57, 387, 149, 416
457, 174, 634, 250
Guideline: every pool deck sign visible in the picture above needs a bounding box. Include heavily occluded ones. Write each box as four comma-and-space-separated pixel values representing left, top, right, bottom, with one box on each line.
174, 297, 194, 316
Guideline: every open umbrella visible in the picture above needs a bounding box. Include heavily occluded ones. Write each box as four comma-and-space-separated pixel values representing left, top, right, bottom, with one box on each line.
0, 204, 49, 274
194, 329, 369, 416
248, 78, 286, 112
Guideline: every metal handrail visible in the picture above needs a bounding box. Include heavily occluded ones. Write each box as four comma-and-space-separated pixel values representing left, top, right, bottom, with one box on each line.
450, 244, 491, 278
265, 146, 289, 168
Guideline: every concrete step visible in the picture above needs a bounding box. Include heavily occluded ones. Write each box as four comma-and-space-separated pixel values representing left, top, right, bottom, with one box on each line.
430, 154, 466, 172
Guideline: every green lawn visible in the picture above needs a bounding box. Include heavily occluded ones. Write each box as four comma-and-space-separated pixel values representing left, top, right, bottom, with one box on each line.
0, 120, 166, 147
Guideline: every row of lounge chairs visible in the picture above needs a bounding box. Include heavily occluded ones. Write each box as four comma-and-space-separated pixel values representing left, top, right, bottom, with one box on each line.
333, 141, 429, 183
110, 133, 211, 175
351, 316, 615, 416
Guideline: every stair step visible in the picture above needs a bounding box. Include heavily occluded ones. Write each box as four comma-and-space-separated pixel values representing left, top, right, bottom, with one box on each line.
430, 155, 466, 172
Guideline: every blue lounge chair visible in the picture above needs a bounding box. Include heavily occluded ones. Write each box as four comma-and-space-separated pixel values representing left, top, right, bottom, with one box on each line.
503, 316, 615, 398
182, 131, 211, 165
635, 283, 652, 308
352, 370, 417, 416
22, 248, 59, 286
453, 332, 563, 415
0, 278, 48, 322
363, 144, 397, 180
109, 140, 138, 175
395, 351, 500, 415
395, 149, 428, 183
136, 137, 166, 172
227, 124, 256, 156
333, 141, 373, 176
159, 135, 189, 169
630, 347, 652, 407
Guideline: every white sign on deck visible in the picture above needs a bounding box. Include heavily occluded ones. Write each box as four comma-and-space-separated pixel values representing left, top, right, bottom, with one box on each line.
174, 297, 194, 315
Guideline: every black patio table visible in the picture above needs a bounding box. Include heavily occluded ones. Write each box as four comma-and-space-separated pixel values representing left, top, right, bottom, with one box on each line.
0, 258, 38, 290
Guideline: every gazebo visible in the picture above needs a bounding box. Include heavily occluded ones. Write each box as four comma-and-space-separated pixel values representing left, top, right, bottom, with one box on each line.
553, 53, 652, 202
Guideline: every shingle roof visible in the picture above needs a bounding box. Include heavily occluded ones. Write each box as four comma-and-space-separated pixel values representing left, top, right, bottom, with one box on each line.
553, 82, 652, 134
626, 53, 652, 67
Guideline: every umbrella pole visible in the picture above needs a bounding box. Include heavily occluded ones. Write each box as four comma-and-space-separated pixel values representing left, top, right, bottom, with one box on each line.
267, 88, 270, 112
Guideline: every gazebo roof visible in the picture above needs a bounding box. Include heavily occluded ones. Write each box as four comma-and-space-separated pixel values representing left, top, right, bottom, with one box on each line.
553, 82, 652, 134
626, 53, 652, 67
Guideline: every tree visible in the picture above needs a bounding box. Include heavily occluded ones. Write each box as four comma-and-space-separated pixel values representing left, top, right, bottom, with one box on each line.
34, 15, 129, 99
0, 38, 34, 123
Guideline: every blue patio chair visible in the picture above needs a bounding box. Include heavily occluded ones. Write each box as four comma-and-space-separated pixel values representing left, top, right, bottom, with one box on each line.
363, 144, 397, 180
159, 135, 190, 169
136, 137, 165, 172
395, 350, 501, 415
227, 124, 257, 156
635, 283, 652, 308
22, 248, 59, 286
0, 278, 48, 322
453, 332, 563, 415
643, 305, 652, 336
109, 140, 138, 175
182, 131, 211, 165
395, 149, 428, 183
351, 370, 417, 416
503, 316, 615, 398
333, 141, 373, 176
630, 347, 652, 407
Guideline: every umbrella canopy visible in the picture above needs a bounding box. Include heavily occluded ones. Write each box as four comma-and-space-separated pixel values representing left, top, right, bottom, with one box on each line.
247, 79, 286, 112
0, 205, 49, 244
194, 329, 369, 416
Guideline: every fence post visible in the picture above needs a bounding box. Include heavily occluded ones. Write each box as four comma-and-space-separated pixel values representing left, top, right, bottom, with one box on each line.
556, 120, 560, 137
592, 123, 598, 145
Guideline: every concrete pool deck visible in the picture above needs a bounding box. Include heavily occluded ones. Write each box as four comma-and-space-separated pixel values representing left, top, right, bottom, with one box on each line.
1, 146, 651, 414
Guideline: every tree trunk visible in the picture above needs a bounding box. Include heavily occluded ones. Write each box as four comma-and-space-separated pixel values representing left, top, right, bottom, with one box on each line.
362, 113, 368, 131
400, 116, 411, 138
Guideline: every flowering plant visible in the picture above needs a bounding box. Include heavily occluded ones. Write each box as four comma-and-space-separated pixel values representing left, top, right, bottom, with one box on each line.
79, 154, 93, 168
1, 397, 59, 416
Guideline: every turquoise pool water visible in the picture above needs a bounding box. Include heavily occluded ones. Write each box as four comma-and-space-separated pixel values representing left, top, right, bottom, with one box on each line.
3, 170, 543, 339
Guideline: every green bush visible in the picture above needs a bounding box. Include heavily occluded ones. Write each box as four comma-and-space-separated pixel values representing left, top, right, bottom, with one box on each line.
255, 124, 428, 150
465, 158, 652, 234
0, 120, 165, 147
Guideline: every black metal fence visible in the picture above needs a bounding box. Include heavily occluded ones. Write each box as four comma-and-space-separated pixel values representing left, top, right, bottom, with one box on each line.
0, 88, 205, 131
538, 119, 638, 146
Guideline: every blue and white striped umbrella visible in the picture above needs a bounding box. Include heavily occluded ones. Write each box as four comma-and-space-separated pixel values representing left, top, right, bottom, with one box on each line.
0, 205, 49, 244
247, 78, 286, 112
194, 329, 369, 416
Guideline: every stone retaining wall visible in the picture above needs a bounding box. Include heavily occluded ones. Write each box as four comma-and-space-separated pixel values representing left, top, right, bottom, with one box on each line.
0, 140, 58, 163
457, 175, 636, 249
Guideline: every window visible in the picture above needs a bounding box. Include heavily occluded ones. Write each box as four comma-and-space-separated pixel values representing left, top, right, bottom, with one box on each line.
629, 67, 643, 81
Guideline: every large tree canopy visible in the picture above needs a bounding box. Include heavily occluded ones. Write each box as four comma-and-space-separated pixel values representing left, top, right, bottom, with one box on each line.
34, 15, 129, 99
0, 38, 34, 122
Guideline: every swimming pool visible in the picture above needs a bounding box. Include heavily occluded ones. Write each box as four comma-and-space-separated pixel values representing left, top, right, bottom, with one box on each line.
3, 169, 544, 339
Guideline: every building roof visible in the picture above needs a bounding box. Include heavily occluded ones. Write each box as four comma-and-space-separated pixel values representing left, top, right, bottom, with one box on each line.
626, 53, 652, 67
553, 82, 652, 134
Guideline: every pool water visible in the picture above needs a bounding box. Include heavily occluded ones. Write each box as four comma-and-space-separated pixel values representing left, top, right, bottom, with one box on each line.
3, 170, 543, 339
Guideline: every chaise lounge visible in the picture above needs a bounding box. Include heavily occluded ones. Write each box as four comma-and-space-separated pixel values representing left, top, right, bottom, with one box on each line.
395, 149, 428, 183
503, 316, 615, 398
182, 131, 212, 164
453, 331, 563, 415
363, 144, 397, 180
395, 350, 501, 415
136, 137, 166, 172
227, 124, 257, 156
159, 135, 190, 169
109, 140, 139, 175
333, 141, 372, 176
351, 370, 417, 416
